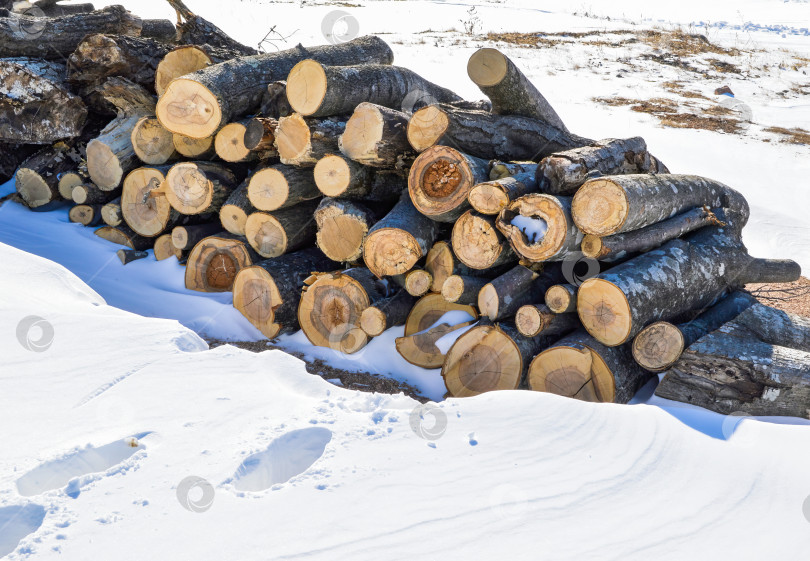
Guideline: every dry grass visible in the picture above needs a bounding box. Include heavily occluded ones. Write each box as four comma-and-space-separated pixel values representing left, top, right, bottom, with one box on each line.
640, 28, 740, 57
593, 96, 743, 134
664, 81, 710, 100
764, 126, 810, 145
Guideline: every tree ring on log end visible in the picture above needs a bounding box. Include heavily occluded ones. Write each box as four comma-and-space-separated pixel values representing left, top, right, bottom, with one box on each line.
274, 113, 312, 163
571, 178, 629, 236
451, 211, 506, 269
528, 345, 615, 402
404, 293, 477, 336
581, 234, 603, 259
185, 237, 254, 292
298, 273, 371, 353
468, 183, 509, 215
165, 163, 214, 214
545, 285, 573, 314
467, 48, 509, 87
286, 60, 329, 116
442, 325, 522, 397
341, 102, 384, 162
425, 241, 455, 292
496, 194, 566, 261
632, 321, 685, 372
405, 270, 432, 297
313, 154, 352, 197
86, 140, 124, 190
315, 210, 367, 263
248, 167, 290, 211
132, 117, 175, 165
515, 305, 543, 337
245, 212, 288, 258
173, 133, 214, 158
122, 167, 173, 237
206, 253, 237, 291
155, 46, 214, 97
16, 169, 52, 208
364, 227, 422, 277
215, 122, 251, 162
220, 204, 249, 237
360, 307, 387, 337
233, 266, 283, 338
409, 146, 477, 218
441, 275, 465, 303
406, 105, 449, 152
577, 278, 632, 346
157, 78, 222, 139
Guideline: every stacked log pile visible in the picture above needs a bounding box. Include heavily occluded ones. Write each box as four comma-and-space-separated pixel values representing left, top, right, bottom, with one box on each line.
6, 2, 808, 417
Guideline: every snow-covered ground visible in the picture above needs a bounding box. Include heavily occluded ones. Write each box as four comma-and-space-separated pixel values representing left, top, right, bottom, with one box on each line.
2, 0, 810, 558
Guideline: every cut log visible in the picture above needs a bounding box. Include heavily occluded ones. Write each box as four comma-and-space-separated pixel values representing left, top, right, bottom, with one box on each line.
545, 284, 577, 314
140, 19, 177, 42
516, 303, 555, 337
496, 193, 582, 262
632, 290, 758, 372
69, 204, 102, 226
407, 104, 589, 161
298, 267, 389, 353
451, 210, 516, 270
581, 207, 719, 262
259, 81, 292, 119
0, 5, 142, 60
362, 192, 441, 278
478, 263, 565, 321
404, 269, 432, 297
443, 323, 549, 397
577, 222, 801, 347
489, 161, 538, 181
86, 78, 156, 190
0, 58, 87, 143
58, 169, 89, 200
67, 34, 172, 91
71, 182, 117, 205
154, 233, 183, 261
94, 224, 152, 250
172, 222, 224, 251
286, 61, 462, 118
571, 174, 747, 237
243, 116, 278, 152
232, 247, 337, 338
155, 44, 243, 96
441, 274, 489, 305
16, 144, 80, 208
314, 198, 381, 263
537, 137, 669, 196
359, 289, 417, 337
215, 119, 269, 162
655, 305, 810, 417
424, 241, 456, 294
219, 179, 254, 236
100, 197, 122, 226
395, 319, 476, 369
467, 171, 538, 215
408, 145, 489, 222
130, 116, 178, 165
164, 161, 239, 215
467, 48, 567, 130
339, 102, 415, 170
121, 165, 196, 237
156, 35, 393, 139
184, 234, 260, 292
528, 330, 651, 403
34, 1, 96, 17
172, 132, 215, 159
313, 153, 373, 197
245, 163, 320, 212
117, 249, 148, 265
170, 0, 255, 55
244, 200, 319, 258
275, 114, 347, 167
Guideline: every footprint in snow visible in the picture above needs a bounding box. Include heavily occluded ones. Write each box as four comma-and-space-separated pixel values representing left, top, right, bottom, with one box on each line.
0, 504, 46, 557
16, 434, 148, 498
232, 428, 332, 492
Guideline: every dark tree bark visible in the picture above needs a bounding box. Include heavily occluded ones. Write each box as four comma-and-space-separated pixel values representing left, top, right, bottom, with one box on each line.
359, 289, 417, 336
140, 19, 177, 42
244, 200, 319, 258
441, 274, 489, 305
172, 222, 224, 251
275, 114, 347, 167
247, 163, 320, 211
468, 171, 538, 215
94, 223, 153, 250
259, 81, 292, 119
155, 43, 244, 96
478, 263, 564, 321
243, 117, 278, 151
219, 179, 254, 236
117, 248, 149, 264
339, 102, 415, 171
16, 144, 81, 208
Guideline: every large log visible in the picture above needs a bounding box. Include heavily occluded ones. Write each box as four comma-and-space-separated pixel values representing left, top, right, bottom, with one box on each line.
67, 34, 172, 91
164, 161, 239, 215
451, 210, 516, 270
130, 116, 178, 165
86, 78, 156, 190
467, 47, 567, 129
184, 233, 260, 292
581, 207, 720, 263
408, 145, 489, 222
247, 164, 321, 211
655, 304, 810, 417
0, 142, 37, 183
31, 1, 96, 17
339, 102, 415, 170
275, 114, 347, 167
155, 44, 244, 96
577, 220, 801, 347
121, 165, 192, 237
571, 174, 747, 237
16, 144, 80, 209
632, 290, 758, 372
169, 0, 254, 55
232, 248, 337, 338
156, 35, 393, 139
496, 193, 582, 262
244, 200, 319, 258
313, 153, 373, 197
0, 5, 142, 60
478, 263, 564, 321
0, 58, 87, 143
219, 179, 254, 236
359, 289, 417, 337
140, 19, 177, 42
528, 330, 652, 403
467, 171, 538, 216
406, 104, 590, 161
537, 137, 669, 196
362, 192, 441, 278
286, 61, 462, 118
298, 267, 389, 354
314, 197, 381, 263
